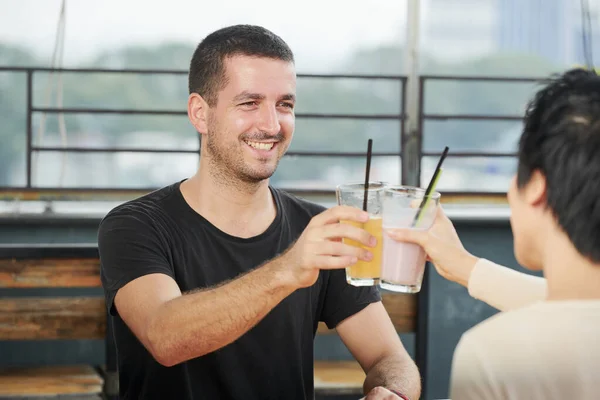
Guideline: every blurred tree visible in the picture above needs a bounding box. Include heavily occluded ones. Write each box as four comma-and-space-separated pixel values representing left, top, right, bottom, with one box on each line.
0, 41, 560, 189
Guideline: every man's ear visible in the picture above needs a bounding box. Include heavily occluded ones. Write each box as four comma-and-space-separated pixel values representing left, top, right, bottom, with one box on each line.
523, 169, 547, 208
188, 92, 209, 135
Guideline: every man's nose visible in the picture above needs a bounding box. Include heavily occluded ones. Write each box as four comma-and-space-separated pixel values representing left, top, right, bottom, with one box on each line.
257, 105, 281, 136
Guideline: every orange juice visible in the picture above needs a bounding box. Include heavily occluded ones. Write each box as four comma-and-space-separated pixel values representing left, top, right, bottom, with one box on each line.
341, 216, 383, 286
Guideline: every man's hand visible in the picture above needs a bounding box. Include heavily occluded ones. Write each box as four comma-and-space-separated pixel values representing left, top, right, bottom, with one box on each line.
277, 205, 377, 288
364, 386, 406, 399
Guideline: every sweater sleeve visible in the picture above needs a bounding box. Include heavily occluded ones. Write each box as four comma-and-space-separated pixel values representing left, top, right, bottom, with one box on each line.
467, 258, 547, 311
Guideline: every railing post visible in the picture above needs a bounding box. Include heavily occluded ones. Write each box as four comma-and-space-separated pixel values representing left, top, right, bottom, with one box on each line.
26, 70, 33, 188
400, 77, 408, 184
403, 1, 427, 398
401, 0, 421, 188
417, 77, 425, 187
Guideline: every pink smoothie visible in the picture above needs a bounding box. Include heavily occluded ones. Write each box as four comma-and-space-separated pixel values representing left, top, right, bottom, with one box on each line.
381, 230, 427, 288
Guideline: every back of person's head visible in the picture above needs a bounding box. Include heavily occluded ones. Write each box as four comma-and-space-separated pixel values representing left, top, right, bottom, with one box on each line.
517, 68, 600, 263
188, 24, 294, 107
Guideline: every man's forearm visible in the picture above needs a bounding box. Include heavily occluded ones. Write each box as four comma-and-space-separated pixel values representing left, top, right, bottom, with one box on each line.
146, 258, 295, 366
363, 354, 421, 400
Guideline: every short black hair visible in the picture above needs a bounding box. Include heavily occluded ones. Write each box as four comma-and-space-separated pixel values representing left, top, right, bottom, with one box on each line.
188, 24, 295, 106
518, 67, 600, 262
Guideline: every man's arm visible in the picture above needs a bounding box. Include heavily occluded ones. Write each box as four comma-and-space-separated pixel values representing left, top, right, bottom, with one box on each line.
108, 205, 375, 367
336, 302, 421, 400
114, 260, 294, 367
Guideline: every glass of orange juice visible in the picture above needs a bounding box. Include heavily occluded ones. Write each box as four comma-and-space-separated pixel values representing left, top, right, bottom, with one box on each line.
336, 181, 386, 286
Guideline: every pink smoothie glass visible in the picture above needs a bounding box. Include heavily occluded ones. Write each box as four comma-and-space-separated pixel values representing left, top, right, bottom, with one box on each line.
380, 186, 440, 293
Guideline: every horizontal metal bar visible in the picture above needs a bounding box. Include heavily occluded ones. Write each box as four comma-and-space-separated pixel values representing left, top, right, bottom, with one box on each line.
32, 107, 186, 116
30, 147, 400, 157
31, 146, 198, 154
0, 66, 405, 80
420, 75, 544, 82
296, 113, 403, 120
31, 146, 517, 157
0, 67, 543, 83
297, 73, 405, 80
31, 107, 403, 120
0, 66, 189, 74
423, 114, 523, 121
422, 152, 517, 157
286, 151, 399, 157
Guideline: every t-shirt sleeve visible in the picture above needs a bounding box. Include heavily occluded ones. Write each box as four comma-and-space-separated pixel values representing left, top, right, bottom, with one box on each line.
319, 269, 382, 329
98, 210, 175, 316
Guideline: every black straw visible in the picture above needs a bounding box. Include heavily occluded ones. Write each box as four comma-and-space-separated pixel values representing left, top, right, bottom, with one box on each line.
412, 146, 449, 226
362, 139, 373, 212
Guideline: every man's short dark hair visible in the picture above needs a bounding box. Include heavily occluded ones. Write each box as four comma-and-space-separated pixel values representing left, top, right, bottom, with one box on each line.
518, 68, 600, 262
188, 24, 295, 106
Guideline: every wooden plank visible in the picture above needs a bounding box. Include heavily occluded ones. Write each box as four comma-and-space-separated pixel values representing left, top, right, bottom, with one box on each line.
0, 365, 103, 396
0, 188, 509, 204
441, 193, 508, 205
0, 188, 152, 202
314, 360, 364, 395
317, 293, 417, 334
0, 396, 102, 400
0, 259, 100, 288
0, 297, 106, 340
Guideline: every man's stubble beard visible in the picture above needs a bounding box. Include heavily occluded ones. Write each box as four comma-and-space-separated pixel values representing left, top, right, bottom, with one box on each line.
204, 118, 284, 187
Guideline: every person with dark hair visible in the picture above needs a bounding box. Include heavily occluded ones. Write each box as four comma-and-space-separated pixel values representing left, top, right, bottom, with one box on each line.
389, 68, 600, 399
98, 24, 420, 400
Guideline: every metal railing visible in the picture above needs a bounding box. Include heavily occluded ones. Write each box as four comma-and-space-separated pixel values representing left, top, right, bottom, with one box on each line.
0, 66, 546, 202
0, 66, 406, 199
415, 75, 542, 198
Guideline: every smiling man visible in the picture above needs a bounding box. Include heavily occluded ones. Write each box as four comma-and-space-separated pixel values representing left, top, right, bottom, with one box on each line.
97, 25, 420, 400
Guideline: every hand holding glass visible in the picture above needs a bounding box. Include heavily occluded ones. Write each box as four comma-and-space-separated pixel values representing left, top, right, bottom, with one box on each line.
380, 186, 441, 293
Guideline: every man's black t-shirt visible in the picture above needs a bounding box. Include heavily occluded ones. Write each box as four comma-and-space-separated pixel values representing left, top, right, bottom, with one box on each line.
98, 181, 381, 400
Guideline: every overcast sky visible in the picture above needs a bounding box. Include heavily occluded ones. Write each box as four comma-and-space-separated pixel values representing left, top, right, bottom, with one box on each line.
0, 0, 408, 71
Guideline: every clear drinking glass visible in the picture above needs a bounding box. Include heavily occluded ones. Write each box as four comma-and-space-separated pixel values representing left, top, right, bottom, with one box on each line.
336, 181, 386, 286
380, 185, 440, 293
